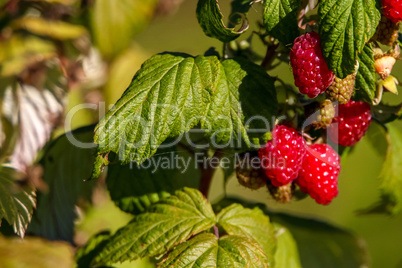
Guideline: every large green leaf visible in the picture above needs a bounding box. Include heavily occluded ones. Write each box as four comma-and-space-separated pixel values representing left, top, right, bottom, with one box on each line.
271, 213, 369, 268
196, 0, 250, 42
0, 166, 36, 237
92, 187, 216, 265
216, 197, 368, 267
217, 203, 276, 266
273, 223, 301, 268
90, 0, 158, 59
27, 126, 97, 243
93, 53, 277, 178
159, 233, 269, 268
318, 0, 380, 78
107, 145, 200, 214
355, 43, 376, 101
263, 0, 300, 46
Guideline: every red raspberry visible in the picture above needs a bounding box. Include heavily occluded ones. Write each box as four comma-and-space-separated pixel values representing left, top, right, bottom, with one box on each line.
382, 0, 402, 23
258, 125, 306, 187
290, 32, 335, 98
297, 144, 340, 205
328, 101, 372, 146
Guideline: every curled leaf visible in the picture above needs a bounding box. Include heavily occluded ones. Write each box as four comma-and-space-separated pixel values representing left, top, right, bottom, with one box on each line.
196, 0, 250, 42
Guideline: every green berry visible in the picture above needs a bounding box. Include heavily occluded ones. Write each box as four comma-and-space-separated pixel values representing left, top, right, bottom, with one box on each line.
326, 74, 356, 104
314, 99, 335, 129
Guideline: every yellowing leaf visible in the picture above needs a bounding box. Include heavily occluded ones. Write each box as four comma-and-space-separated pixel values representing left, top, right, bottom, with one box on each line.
0, 36, 56, 77
12, 17, 87, 40
90, 0, 158, 59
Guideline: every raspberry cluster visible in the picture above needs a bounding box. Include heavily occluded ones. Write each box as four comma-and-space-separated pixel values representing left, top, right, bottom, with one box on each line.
290, 32, 334, 98
258, 125, 341, 205
238, 34, 374, 206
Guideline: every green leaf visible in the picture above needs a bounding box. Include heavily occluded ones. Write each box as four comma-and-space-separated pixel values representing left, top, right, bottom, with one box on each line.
11, 17, 87, 40
76, 231, 112, 268
371, 103, 402, 124
92, 187, 216, 265
263, 0, 300, 46
106, 145, 200, 214
374, 124, 402, 214
365, 121, 388, 156
159, 233, 269, 268
196, 0, 249, 42
231, 0, 255, 14
318, 0, 380, 78
355, 43, 376, 101
0, 166, 36, 237
271, 212, 369, 268
27, 126, 97, 243
217, 203, 276, 266
93, 53, 277, 178
90, 0, 158, 59
273, 223, 302, 268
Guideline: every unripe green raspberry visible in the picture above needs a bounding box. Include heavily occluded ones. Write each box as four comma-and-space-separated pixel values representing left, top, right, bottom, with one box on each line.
236, 153, 267, 190
326, 74, 356, 104
314, 99, 335, 129
267, 181, 295, 203
372, 15, 400, 46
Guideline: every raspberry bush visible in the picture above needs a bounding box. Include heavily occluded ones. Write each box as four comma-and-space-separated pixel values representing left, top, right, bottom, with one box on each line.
0, 0, 401, 267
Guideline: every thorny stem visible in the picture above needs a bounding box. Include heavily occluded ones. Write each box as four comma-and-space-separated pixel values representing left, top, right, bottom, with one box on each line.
199, 149, 224, 197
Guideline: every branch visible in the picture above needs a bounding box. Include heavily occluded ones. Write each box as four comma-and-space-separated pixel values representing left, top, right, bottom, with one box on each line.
199, 149, 224, 197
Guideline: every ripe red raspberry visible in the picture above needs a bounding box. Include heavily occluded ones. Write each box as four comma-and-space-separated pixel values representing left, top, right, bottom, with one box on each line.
290, 32, 335, 98
328, 101, 372, 146
382, 0, 402, 23
296, 144, 340, 205
258, 125, 306, 187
